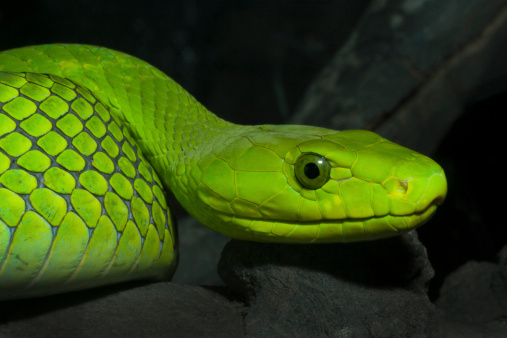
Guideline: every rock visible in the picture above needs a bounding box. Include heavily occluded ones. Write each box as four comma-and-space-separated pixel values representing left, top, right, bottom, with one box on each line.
172, 216, 229, 286
218, 231, 443, 336
440, 317, 507, 338
437, 261, 507, 325
0, 282, 243, 337
291, 0, 507, 155
4, 232, 507, 337
433, 244, 507, 337
436, 244, 507, 335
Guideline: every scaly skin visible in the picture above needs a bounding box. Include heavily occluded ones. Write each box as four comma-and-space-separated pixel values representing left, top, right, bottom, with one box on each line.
0, 44, 447, 300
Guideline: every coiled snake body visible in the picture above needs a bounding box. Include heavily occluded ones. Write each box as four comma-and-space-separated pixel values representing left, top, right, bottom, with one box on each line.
0, 45, 447, 300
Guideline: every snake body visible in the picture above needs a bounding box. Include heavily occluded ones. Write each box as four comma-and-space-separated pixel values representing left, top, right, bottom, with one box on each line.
0, 44, 447, 300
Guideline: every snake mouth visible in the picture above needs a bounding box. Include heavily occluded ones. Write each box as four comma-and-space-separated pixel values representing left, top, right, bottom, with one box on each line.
413, 201, 439, 225
202, 178, 447, 243
411, 194, 445, 226
212, 198, 442, 243
433, 196, 445, 206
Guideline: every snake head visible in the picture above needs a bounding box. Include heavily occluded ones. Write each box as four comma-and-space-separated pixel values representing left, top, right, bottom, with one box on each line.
185, 125, 447, 243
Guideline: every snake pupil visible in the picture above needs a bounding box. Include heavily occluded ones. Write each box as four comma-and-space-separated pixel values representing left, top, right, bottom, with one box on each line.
304, 163, 320, 179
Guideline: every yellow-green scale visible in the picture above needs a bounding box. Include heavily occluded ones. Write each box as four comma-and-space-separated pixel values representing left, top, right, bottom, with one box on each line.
0, 45, 234, 185
0, 45, 249, 240
0, 72, 176, 299
0, 44, 447, 299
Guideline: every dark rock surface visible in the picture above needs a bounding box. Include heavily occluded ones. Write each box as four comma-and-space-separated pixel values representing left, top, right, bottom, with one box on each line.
292, 0, 507, 156
0, 282, 243, 337
0, 232, 442, 337
172, 216, 229, 286
436, 244, 507, 332
218, 232, 442, 337
3, 232, 507, 336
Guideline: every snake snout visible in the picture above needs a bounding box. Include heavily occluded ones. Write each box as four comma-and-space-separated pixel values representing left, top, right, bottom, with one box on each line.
433, 196, 444, 206
413, 171, 447, 216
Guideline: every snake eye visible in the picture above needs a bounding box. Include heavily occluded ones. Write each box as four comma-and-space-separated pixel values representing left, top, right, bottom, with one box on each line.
294, 153, 331, 189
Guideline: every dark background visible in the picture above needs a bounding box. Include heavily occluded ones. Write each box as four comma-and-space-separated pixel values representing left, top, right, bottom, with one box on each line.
1, 0, 369, 125
1, 0, 505, 302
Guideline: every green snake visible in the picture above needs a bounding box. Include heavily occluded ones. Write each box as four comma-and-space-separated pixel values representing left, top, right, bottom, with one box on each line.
0, 44, 447, 300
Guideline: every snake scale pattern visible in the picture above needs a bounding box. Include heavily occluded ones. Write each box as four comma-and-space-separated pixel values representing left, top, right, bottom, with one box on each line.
0, 44, 447, 300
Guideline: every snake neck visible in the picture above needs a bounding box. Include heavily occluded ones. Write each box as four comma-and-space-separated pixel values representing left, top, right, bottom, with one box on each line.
131, 99, 241, 195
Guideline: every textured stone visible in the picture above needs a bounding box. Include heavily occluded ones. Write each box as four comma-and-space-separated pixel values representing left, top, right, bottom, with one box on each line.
0, 283, 243, 337
434, 246, 507, 337
436, 248, 507, 326
291, 0, 507, 157
218, 231, 442, 337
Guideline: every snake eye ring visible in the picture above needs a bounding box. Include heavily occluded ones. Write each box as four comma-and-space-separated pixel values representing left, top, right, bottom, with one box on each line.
294, 153, 331, 189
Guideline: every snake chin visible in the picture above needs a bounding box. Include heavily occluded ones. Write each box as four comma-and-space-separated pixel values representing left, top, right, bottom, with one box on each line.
414, 199, 440, 226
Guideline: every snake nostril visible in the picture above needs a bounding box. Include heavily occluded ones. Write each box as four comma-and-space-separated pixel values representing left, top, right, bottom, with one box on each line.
398, 180, 408, 194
